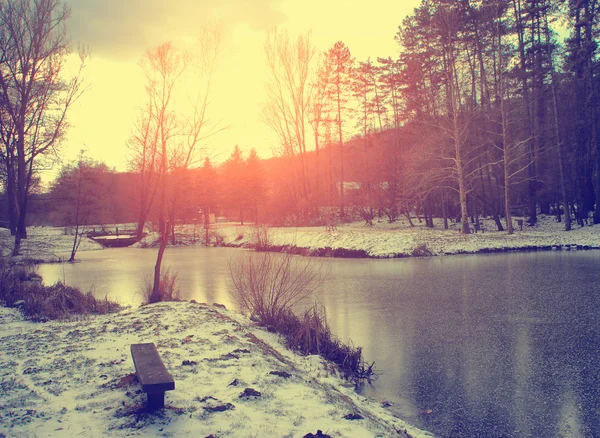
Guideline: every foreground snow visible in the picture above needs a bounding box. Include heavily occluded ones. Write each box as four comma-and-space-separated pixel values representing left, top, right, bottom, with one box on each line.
0, 302, 431, 438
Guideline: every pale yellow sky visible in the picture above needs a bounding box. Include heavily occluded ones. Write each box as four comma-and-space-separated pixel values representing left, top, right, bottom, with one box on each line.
55, 0, 420, 179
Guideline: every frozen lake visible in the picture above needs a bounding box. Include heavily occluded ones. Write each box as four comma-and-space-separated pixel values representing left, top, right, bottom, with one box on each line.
38, 247, 600, 437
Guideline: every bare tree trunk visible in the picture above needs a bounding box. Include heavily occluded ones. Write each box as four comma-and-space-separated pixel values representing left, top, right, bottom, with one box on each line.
337, 87, 345, 219
152, 227, 169, 303
136, 216, 147, 241
545, 16, 571, 231
498, 20, 514, 235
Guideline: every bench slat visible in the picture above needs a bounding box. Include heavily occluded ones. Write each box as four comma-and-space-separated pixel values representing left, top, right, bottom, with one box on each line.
131, 343, 175, 394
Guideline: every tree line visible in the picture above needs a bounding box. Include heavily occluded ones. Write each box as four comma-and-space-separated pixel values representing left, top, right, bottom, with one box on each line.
2, 0, 600, 265
261, 0, 600, 233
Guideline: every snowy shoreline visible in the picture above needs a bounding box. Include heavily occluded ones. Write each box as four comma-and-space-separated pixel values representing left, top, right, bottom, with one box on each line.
2, 214, 599, 264
1, 218, 598, 436
0, 301, 432, 438
213, 215, 600, 259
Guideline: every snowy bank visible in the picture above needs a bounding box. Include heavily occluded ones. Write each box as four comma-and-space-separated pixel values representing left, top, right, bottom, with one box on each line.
0, 302, 432, 438
0, 226, 103, 262
4, 215, 600, 262
216, 215, 600, 258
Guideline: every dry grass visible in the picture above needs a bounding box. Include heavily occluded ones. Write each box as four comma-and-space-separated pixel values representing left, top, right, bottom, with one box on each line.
229, 252, 375, 382
0, 258, 121, 321
278, 305, 376, 383
251, 224, 271, 250
141, 267, 182, 304
229, 251, 322, 328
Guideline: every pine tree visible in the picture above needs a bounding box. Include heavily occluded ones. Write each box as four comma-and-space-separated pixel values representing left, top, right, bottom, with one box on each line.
325, 41, 354, 218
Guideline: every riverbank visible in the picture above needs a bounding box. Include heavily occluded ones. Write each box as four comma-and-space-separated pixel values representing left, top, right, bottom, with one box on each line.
2, 214, 599, 263
0, 226, 103, 262
211, 215, 600, 258
0, 301, 432, 438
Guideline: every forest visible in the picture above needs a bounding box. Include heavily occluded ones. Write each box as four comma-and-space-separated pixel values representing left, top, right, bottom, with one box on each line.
2, 0, 600, 241
255, 0, 600, 234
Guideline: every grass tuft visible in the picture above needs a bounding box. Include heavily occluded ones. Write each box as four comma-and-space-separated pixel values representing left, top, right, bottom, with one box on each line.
229, 252, 375, 383
141, 267, 182, 304
0, 258, 121, 321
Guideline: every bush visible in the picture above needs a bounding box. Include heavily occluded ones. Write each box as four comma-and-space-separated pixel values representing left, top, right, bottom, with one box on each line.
0, 258, 121, 321
251, 225, 271, 250
229, 251, 321, 328
354, 206, 375, 226
207, 229, 224, 246
229, 253, 375, 383
411, 243, 432, 257
142, 267, 182, 304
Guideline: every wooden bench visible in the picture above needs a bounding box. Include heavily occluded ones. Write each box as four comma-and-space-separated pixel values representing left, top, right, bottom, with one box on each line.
131, 343, 175, 409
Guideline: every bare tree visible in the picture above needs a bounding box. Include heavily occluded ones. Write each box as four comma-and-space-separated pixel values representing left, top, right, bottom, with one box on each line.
128, 98, 160, 240
0, 0, 86, 255
139, 27, 224, 303
496, 34, 525, 233
262, 29, 316, 219
229, 251, 322, 327
325, 41, 354, 219
308, 53, 332, 210
51, 152, 110, 261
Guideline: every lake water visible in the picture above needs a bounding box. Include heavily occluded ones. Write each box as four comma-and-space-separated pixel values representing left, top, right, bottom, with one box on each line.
38, 248, 600, 437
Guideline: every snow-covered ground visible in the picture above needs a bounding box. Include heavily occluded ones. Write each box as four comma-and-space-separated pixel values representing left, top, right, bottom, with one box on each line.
0, 226, 104, 262
215, 215, 600, 258
4, 215, 600, 262
1, 218, 597, 436
0, 302, 431, 438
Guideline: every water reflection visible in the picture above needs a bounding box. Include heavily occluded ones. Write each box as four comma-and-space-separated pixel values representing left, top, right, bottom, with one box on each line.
38, 248, 600, 437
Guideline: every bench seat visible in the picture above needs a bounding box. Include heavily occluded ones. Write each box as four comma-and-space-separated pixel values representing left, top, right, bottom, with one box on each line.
131, 343, 175, 409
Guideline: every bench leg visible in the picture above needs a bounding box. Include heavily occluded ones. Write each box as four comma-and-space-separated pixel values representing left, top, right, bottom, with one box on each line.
147, 392, 165, 409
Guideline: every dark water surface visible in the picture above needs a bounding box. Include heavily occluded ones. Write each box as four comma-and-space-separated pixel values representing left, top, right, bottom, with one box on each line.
38, 248, 600, 437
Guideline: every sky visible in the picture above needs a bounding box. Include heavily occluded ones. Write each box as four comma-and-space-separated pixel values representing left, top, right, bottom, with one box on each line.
53, 0, 421, 182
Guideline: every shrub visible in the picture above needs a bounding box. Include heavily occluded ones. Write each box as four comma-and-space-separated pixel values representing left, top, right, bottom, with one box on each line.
251, 225, 271, 251
411, 243, 432, 257
229, 251, 321, 328
20, 283, 121, 321
229, 253, 375, 383
0, 258, 121, 321
354, 206, 375, 226
142, 267, 182, 304
206, 230, 224, 246
235, 229, 245, 241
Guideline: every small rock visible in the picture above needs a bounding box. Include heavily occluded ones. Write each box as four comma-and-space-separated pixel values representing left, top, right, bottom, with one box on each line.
228, 379, 240, 387
269, 371, 292, 379
190, 299, 197, 304
203, 403, 235, 412
212, 303, 226, 309
182, 360, 197, 366
232, 348, 251, 354
220, 353, 240, 360
381, 400, 392, 408
239, 388, 261, 398
343, 413, 363, 420
303, 431, 332, 438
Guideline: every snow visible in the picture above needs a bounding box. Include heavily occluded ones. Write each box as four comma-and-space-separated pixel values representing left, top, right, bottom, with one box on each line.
0, 227, 103, 262
0, 302, 431, 438
2, 216, 598, 436
215, 215, 600, 258
5, 215, 599, 263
